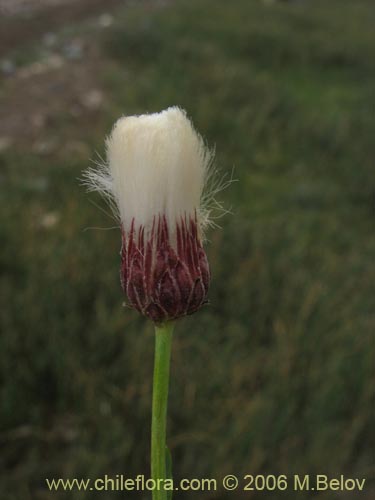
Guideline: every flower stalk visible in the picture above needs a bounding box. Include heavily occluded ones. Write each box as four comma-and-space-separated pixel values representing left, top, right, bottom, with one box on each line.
151, 321, 174, 500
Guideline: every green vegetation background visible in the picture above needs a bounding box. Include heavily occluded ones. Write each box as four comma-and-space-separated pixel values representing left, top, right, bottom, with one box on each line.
1, 0, 374, 498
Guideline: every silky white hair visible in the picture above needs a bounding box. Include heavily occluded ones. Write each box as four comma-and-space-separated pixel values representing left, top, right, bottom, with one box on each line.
84, 107, 218, 236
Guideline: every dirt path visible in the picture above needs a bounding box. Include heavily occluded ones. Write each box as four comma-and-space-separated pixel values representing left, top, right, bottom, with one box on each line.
0, 0, 165, 154
0, 0, 124, 57
0, 0, 128, 153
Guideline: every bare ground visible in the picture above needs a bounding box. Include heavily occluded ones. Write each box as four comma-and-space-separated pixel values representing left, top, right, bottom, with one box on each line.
0, 0, 124, 56
0, 0, 128, 155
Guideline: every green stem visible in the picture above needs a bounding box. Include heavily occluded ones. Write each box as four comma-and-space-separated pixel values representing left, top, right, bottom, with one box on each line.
151, 321, 174, 500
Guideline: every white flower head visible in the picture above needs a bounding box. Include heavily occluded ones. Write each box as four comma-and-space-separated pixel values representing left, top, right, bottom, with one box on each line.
86, 106, 213, 237
83, 107, 223, 323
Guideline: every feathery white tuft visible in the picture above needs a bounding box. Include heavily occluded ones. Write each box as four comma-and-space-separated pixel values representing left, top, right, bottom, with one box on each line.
84, 107, 214, 236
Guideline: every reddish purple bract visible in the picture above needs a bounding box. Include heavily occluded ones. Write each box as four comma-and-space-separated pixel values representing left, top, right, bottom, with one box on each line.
120, 215, 210, 323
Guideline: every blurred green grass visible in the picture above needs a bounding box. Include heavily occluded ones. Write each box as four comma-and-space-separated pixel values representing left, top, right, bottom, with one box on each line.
1, 0, 374, 498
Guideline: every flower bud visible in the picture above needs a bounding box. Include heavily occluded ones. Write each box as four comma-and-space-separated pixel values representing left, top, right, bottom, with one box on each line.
85, 107, 214, 323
